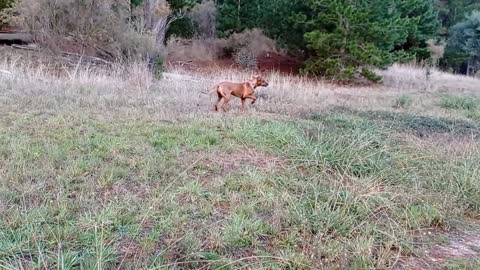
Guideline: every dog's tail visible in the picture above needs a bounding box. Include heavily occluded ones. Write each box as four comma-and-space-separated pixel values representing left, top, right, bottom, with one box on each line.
201, 84, 219, 95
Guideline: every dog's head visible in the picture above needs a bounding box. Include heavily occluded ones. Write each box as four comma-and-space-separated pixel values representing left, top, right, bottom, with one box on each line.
251, 75, 269, 87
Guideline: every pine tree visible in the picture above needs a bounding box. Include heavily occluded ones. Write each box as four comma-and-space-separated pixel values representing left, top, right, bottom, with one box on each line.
216, 0, 440, 81
216, 0, 245, 36
299, 0, 439, 81
301, 0, 409, 81
443, 11, 480, 75
251, 0, 308, 50
397, 0, 440, 60
216, 0, 307, 49
442, 0, 480, 28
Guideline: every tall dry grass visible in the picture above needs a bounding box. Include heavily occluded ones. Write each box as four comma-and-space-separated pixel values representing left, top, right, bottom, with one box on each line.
379, 64, 480, 95
1, 49, 480, 120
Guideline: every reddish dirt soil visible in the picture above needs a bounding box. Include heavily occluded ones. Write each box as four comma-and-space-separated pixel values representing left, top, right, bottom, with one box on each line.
167, 51, 302, 76
0, 25, 16, 33
257, 52, 302, 74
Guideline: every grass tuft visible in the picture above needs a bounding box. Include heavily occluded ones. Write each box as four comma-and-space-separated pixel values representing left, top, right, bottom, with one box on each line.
441, 96, 478, 111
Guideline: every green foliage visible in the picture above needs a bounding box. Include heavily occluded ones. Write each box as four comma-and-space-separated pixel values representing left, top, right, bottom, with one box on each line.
0, 0, 14, 10
130, 0, 143, 8
216, 0, 307, 50
442, 11, 480, 75
2, 107, 480, 268
167, 0, 198, 39
441, 96, 478, 111
216, 0, 243, 36
436, 0, 480, 29
394, 95, 414, 109
216, 0, 439, 81
149, 57, 165, 80
397, 0, 440, 59
0, 0, 14, 26
300, 0, 406, 81
167, 17, 195, 39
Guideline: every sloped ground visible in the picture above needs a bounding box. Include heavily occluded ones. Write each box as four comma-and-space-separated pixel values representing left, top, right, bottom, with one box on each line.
1, 54, 480, 269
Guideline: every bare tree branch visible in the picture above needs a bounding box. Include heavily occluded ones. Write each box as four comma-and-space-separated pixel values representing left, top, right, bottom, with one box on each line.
143, 0, 183, 48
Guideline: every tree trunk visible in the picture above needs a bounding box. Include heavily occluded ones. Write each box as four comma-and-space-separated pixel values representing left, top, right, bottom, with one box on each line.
467, 58, 472, 76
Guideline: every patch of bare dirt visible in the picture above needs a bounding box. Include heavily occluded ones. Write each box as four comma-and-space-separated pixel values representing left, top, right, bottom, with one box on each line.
212, 148, 286, 172
115, 239, 145, 260
396, 229, 480, 269
99, 181, 154, 203
257, 52, 302, 74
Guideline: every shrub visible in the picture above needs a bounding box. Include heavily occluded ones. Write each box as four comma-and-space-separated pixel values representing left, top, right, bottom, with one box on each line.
233, 47, 257, 69
224, 28, 277, 57
15, 0, 160, 61
148, 57, 165, 79
0, 0, 14, 27
166, 29, 279, 64
166, 37, 223, 62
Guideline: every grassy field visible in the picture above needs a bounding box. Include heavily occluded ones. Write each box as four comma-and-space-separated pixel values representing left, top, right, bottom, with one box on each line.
1, 51, 480, 269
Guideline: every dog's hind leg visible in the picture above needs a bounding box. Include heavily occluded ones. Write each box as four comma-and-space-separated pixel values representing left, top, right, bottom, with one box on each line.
215, 95, 223, 112
221, 94, 231, 112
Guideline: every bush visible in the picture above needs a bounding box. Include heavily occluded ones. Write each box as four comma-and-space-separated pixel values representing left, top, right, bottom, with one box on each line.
0, 0, 14, 26
166, 37, 223, 62
233, 48, 257, 69
224, 28, 278, 57
148, 57, 164, 79
166, 29, 279, 64
15, 0, 160, 61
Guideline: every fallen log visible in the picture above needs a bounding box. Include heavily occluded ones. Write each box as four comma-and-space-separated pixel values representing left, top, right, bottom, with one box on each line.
0, 32, 33, 45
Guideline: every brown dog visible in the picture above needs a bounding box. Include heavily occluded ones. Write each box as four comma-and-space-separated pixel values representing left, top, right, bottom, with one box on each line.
206, 75, 269, 112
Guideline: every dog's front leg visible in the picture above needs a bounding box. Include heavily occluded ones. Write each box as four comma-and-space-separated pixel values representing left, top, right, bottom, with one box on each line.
247, 95, 257, 105
241, 98, 247, 112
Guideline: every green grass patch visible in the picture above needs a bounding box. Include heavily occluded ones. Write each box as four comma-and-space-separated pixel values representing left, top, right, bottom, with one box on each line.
394, 95, 414, 109
441, 96, 478, 111
1, 111, 480, 269
315, 108, 480, 138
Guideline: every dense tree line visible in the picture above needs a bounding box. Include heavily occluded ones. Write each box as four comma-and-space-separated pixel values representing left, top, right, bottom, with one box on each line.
1, 0, 479, 80
216, 0, 440, 81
